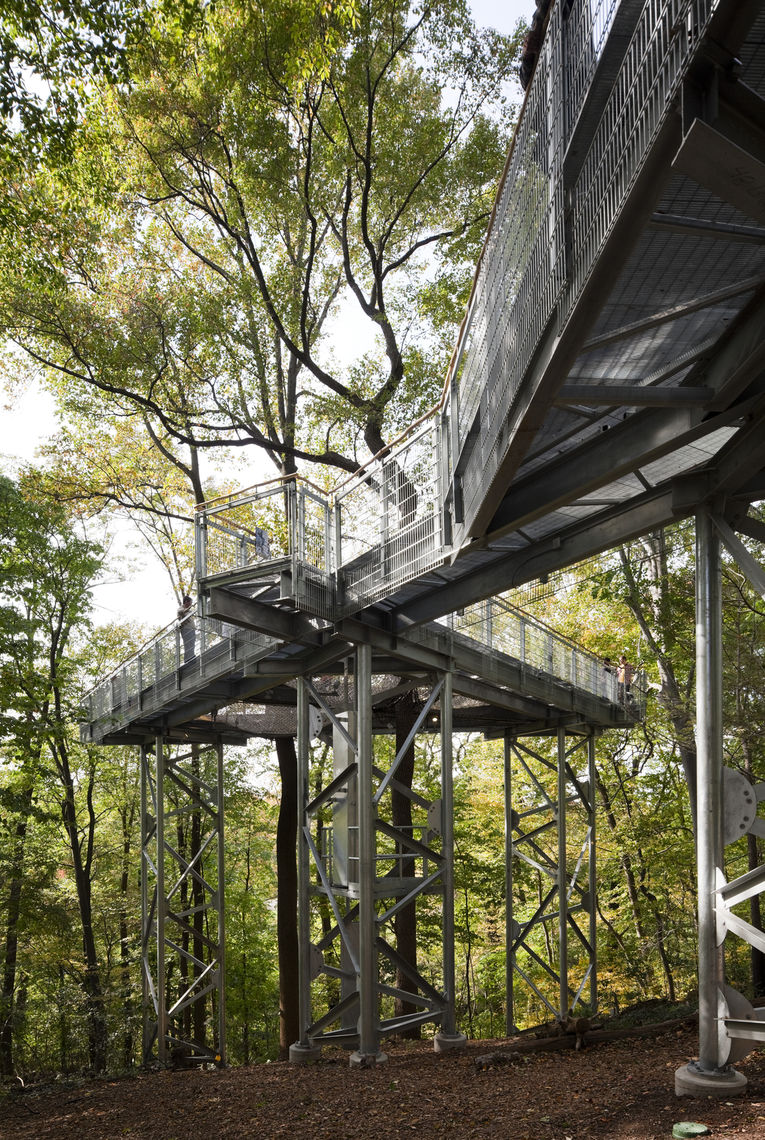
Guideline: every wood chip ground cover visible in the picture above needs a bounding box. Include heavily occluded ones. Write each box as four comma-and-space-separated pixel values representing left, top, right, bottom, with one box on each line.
3, 1028, 765, 1139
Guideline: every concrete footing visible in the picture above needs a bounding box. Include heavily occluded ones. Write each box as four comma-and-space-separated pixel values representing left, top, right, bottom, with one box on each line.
674, 1061, 747, 1097
434, 1031, 468, 1054
349, 1049, 388, 1068
289, 1041, 323, 1064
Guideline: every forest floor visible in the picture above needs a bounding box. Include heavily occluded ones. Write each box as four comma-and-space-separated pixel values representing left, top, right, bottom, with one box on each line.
3, 1023, 765, 1139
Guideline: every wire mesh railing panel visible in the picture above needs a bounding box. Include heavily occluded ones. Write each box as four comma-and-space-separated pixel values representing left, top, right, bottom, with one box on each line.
83, 607, 281, 738
196, 482, 291, 582
433, 595, 641, 713
565, 0, 620, 125
455, 6, 566, 531
336, 417, 445, 610
568, 0, 717, 308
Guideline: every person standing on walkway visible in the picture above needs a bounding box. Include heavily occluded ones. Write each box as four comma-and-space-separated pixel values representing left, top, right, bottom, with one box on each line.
178, 595, 196, 664
616, 653, 633, 703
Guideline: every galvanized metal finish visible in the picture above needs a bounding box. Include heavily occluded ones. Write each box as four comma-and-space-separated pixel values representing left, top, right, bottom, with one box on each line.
504, 734, 515, 1037
291, 664, 464, 1059
140, 739, 225, 1065
506, 732, 597, 1024
695, 511, 724, 1073
80, 0, 765, 1084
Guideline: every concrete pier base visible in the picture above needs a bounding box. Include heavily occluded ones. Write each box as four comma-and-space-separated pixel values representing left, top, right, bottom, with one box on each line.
434, 1031, 467, 1054
288, 1041, 322, 1064
675, 1061, 747, 1097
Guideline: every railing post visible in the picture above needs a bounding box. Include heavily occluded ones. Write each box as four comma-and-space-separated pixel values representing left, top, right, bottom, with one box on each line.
194, 511, 207, 582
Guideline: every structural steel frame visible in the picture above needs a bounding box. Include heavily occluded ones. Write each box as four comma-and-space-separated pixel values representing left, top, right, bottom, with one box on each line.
290, 650, 465, 1063
505, 730, 597, 1033
141, 739, 226, 1065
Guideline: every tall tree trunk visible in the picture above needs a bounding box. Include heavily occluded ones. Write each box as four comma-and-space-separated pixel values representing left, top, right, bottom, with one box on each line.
119, 801, 136, 1069
392, 696, 419, 1036
0, 782, 34, 1076
58, 754, 107, 1072
275, 735, 299, 1058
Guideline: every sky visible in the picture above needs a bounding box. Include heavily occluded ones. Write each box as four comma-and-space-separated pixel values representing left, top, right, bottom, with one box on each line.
0, 0, 532, 631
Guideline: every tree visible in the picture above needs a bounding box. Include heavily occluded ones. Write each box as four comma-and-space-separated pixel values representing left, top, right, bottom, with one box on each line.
0, 0, 525, 1059
0, 472, 107, 1071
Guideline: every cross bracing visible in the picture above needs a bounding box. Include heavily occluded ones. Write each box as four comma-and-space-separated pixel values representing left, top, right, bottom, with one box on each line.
79, 0, 765, 1087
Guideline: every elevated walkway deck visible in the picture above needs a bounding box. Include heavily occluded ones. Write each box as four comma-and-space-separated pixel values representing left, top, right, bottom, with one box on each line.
82, 586, 642, 745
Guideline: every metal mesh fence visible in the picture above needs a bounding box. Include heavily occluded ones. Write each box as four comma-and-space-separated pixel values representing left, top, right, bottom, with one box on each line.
432, 595, 645, 716
335, 416, 444, 611
83, 606, 280, 739
196, 481, 291, 582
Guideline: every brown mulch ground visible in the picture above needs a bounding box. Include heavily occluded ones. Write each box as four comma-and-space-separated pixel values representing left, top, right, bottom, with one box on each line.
3, 1028, 765, 1139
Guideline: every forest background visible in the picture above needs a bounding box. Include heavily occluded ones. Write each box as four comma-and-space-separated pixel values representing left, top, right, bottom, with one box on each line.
1, 0, 765, 1081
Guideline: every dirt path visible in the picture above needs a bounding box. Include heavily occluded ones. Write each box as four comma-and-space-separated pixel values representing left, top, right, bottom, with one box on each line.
3, 1028, 765, 1139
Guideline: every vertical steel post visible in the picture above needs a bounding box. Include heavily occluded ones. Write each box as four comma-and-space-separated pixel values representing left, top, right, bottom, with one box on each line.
354, 643, 383, 1062
676, 515, 747, 1096
696, 511, 724, 1072
441, 671, 456, 1034
140, 744, 151, 1061
435, 670, 466, 1053
504, 733, 515, 1036
155, 737, 167, 1063
587, 731, 598, 1013
290, 677, 319, 1061
216, 740, 226, 1064
557, 727, 568, 1020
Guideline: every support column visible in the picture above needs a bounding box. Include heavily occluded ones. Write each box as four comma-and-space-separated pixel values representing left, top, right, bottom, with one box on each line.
435, 670, 467, 1053
141, 737, 226, 1067
557, 728, 569, 1020
676, 511, 747, 1096
504, 733, 515, 1037
351, 643, 386, 1065
155, 737, 168, 1064
587, 732, 598, 1014
289, 677, 321, 1063
215, 740, 226, 1063
140, 743, 154, 1064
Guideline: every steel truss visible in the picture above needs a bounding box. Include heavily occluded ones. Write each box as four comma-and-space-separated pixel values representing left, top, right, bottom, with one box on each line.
504, 730, 597, 1032
141, 738, 226, 1065
677, 510, 765, 1094
290, 648, 465, 1063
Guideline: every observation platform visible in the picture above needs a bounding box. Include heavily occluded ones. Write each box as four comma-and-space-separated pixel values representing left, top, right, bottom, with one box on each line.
79, 0, 765, 1077
183, 0, 765, 644
82, 581, 642, 746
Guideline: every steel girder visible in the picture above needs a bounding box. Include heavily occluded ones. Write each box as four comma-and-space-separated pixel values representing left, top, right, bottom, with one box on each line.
141, 739, 226, 1066
504, 730, 597, 1032
290, 651, 463, 1063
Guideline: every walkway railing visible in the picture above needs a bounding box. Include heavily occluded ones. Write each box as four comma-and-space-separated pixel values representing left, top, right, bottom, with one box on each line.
84, 590, 643, 741
195, 0, 714, 618
428, 595, 646, 717
81, 607, 281, 740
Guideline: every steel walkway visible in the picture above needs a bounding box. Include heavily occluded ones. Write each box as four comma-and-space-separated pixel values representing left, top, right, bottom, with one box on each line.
81, 0, 765, 1083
